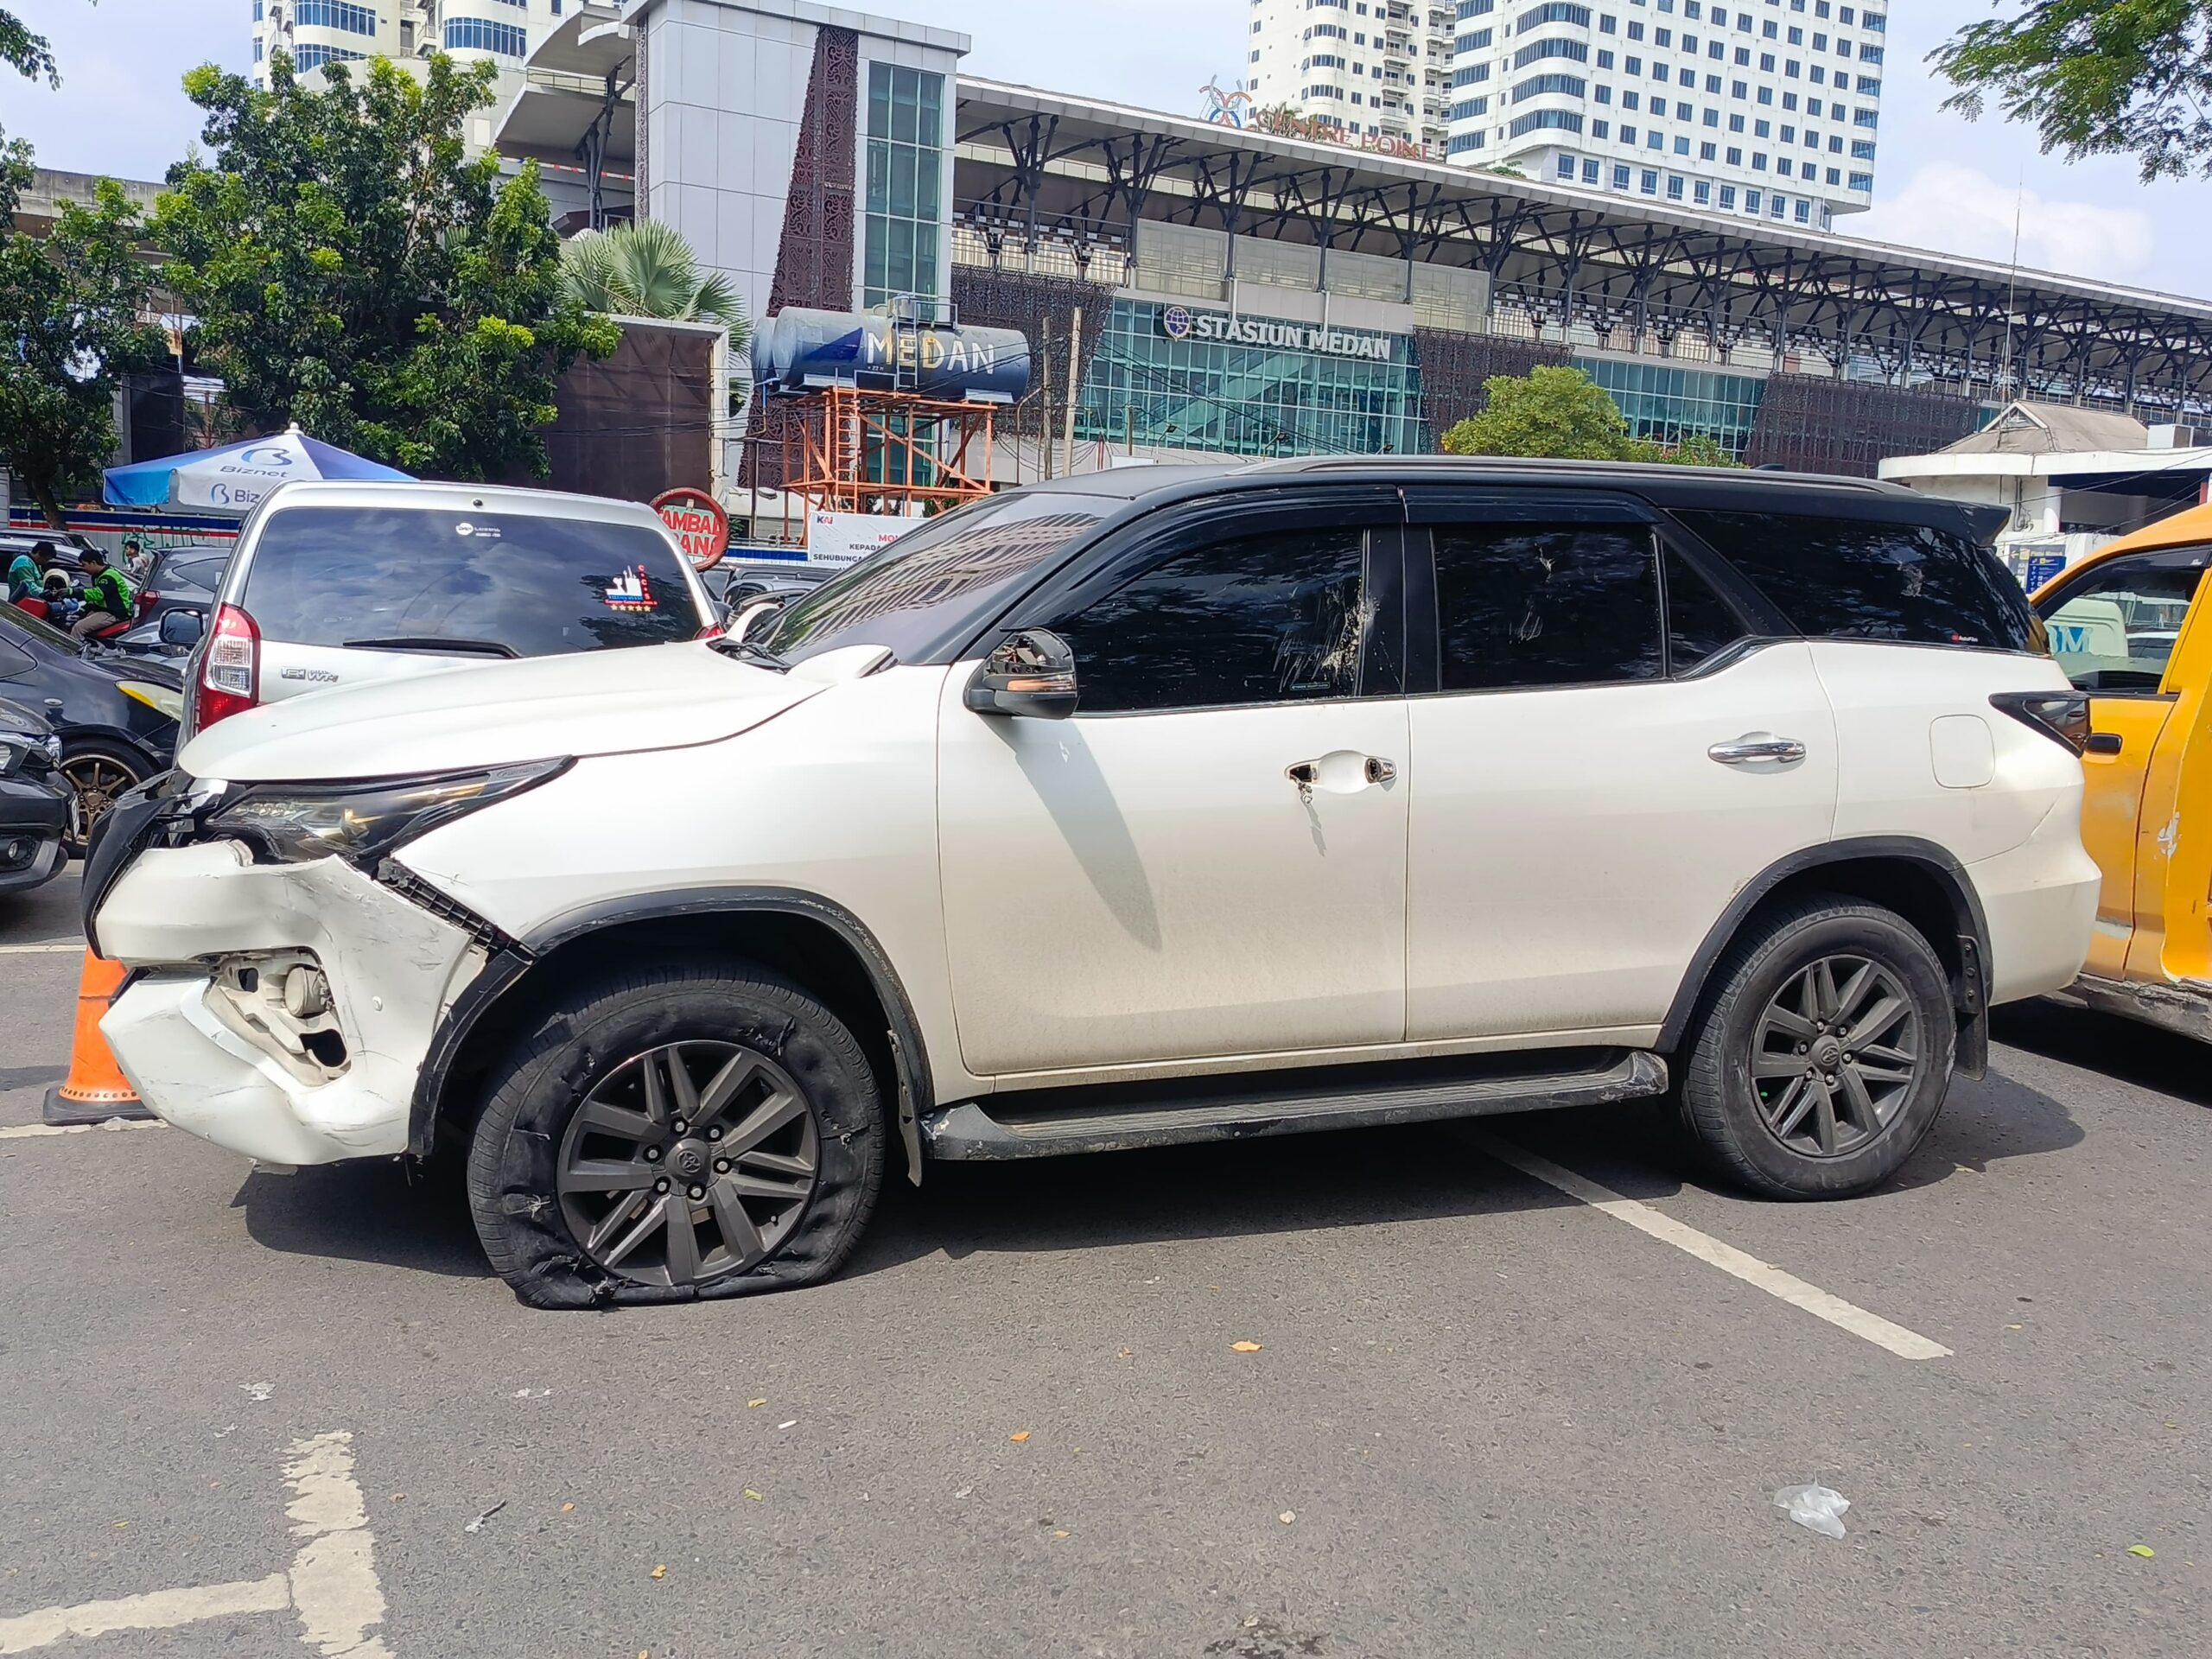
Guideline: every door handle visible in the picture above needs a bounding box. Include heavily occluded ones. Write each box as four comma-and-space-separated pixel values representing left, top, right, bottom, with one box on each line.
1708, 733, 1807, 766
1287, 753, 1396, 799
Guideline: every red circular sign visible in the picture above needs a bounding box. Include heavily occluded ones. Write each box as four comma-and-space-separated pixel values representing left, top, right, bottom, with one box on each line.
653, 487, 731, 572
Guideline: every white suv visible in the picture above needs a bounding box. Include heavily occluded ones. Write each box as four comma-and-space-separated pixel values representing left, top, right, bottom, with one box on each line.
175, 480, 720, 740
86, 461, 2101, 1307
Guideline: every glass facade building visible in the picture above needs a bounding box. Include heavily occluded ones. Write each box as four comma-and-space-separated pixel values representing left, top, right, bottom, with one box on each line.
1580, 357, 1765, 452
863, 64, 947, 308
1076, 299, 1429, 460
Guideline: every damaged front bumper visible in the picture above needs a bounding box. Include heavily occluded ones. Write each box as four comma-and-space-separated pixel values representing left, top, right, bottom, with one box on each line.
96, 841, 485, 1165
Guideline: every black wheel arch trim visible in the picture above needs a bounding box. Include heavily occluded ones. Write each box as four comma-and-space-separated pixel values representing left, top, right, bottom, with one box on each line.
408, 887, 935, 1182
1656, 836, 1993, 1074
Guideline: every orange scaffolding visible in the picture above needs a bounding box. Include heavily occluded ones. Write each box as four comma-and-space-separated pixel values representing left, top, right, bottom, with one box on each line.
779, 385, 998, 517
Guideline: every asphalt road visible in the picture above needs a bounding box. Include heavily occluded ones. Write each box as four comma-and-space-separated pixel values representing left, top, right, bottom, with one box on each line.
0, 871, 2204, 1658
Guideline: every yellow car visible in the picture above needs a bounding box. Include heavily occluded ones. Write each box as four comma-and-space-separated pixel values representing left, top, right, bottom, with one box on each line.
2031, 504, 2212, 1036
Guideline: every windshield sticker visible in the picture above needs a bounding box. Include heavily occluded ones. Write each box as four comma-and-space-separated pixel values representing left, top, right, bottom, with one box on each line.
604, 567, 655, 610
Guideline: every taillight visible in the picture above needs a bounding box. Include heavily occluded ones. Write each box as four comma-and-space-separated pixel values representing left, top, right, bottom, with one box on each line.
1990, 690, 2091, 754
696, 621, 725, 641
198, 603, 260, 728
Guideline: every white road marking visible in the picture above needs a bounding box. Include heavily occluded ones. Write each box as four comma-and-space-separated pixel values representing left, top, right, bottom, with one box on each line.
1463, 1129, 1953, 1362
0, 1577, 290, 1654
0, 943, 80, 956
0, 1432, 393, 1656
0, 1120, 165, 1141
283, 1432, 394, 1659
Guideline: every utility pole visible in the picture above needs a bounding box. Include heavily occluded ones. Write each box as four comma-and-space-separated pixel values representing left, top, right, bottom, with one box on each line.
1061, 306, 1084, 479
1037, 319, 1053, 482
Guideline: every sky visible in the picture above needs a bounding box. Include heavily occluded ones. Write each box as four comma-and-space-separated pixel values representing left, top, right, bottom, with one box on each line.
3, 0, 2208, 299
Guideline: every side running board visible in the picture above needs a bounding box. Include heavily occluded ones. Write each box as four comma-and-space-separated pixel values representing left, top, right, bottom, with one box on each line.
921, 1050, 1668, 1161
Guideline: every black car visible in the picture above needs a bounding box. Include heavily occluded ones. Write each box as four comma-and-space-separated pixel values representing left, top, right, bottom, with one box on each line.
0, 696, 70, 896
0, 601, 182, 850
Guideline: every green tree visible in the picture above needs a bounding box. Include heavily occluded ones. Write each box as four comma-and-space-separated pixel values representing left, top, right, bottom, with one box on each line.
1440, 365, 1637, 460
1645, 431, 1743, 467
559, 219, 746, 336
153, 52, 618, 480
1440, 366, 1743, 466
2, 4, 71, 86
1934, 1, 2212, 181
0, 174, 165, 527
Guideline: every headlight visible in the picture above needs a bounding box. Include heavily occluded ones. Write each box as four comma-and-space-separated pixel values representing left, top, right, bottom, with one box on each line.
118, 681, 185, 722
203, 760, 571, 868
0, 732, 51, 775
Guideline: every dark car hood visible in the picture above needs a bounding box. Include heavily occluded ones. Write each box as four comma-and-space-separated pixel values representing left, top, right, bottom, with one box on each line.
0, 696, 54, 737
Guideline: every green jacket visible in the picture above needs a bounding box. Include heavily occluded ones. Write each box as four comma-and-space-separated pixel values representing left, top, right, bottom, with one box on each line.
83, 566, 136, 618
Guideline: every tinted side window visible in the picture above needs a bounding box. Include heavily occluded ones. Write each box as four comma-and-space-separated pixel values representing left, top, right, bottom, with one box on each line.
241, 507, 702, 655
1665, 546, 1751, 671
2036, 550, 2208, 695
166, 556, 229, 592
1433, 524, 1661, 691
1675, 509, 2036, 651
1053, 527, 1369, 714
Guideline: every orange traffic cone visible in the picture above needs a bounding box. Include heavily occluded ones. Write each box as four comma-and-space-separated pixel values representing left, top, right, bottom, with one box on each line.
42, 949, 153, 1125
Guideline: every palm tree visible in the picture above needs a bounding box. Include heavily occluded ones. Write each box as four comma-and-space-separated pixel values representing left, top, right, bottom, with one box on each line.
560, 219, 748, 349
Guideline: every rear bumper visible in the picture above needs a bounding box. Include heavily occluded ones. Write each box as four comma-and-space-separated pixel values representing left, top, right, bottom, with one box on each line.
95, 842, 483, 1165
1969, 829, 2101, 1007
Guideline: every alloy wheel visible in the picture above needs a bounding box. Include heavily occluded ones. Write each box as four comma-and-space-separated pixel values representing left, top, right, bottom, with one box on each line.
1749, 953, 1921, 1160
60, 752, 141, 853
556, 1040, 820, 1287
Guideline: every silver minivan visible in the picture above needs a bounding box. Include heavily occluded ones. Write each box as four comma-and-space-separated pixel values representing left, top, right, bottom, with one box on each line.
178, 480, 720, 740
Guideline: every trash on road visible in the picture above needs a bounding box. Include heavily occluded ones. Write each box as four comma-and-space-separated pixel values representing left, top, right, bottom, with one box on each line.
241, 1382, 273, 1402
464, 1501, 506, 1535
1009, 1431, 1031, 1442
1774, 1484, 1851, 1538
2128, 1545, 2156, 1559
650, 1565, 667, 1580
1231, 1341, 1263, 1353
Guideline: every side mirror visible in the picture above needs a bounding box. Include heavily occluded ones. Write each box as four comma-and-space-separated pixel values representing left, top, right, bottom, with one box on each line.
964, 628, 1077, 719
730, 597, 784, 641
158, 609, 204, 648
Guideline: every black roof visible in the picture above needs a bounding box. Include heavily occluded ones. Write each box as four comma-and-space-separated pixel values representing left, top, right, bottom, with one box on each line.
1020, 454, 1944, 511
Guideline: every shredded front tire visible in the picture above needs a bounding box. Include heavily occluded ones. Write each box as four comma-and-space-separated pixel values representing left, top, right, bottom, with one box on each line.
465, 963, 886, 1308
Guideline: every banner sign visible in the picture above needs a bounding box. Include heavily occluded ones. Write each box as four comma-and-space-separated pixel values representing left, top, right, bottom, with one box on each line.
653, 488, 730, 571
807, 509, 914, 569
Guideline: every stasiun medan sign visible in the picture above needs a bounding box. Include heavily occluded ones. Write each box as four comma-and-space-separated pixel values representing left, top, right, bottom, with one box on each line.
1157, 304, 1395, 362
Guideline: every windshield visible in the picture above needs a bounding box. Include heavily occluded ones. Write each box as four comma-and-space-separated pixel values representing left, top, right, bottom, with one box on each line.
759, 493, 1106, 664
239, 505, 708, 655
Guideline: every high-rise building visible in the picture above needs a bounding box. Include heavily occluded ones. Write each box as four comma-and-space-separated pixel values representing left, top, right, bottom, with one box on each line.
1442, 1, 1885, 229
251, 1, 568, 87
1244, 0, 1457, 159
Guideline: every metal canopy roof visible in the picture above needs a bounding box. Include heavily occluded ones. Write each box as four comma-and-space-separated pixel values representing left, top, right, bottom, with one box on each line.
951, 77, 2212, 412
529, 3, 635, 79
496, 83, 636, 167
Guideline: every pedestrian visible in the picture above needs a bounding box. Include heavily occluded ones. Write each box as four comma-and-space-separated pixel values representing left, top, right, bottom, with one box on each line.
70, 545, 137, 639
118, 533, 151, 582
4, 543, 41, 604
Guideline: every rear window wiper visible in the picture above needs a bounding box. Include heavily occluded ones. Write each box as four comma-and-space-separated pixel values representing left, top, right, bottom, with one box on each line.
710, 636, 790, 671
340, 637, 519, 658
